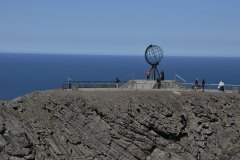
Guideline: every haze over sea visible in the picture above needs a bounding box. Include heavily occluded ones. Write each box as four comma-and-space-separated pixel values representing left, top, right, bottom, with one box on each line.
0, 53, 240, 100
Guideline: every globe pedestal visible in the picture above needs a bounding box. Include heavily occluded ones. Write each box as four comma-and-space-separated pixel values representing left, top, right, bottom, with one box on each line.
150, 64, 160, 80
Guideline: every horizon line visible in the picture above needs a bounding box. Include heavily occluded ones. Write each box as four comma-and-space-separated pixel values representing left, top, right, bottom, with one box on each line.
0, 51, 240, 58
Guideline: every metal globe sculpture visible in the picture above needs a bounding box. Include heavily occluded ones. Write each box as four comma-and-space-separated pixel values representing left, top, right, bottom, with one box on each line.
145, 44, 164, 80
145, 44, 164, 65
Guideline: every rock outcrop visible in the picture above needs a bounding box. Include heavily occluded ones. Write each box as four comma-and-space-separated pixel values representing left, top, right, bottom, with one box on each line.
0, 90, 240, 160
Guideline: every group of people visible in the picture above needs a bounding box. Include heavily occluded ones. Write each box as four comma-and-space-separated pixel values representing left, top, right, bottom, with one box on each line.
147, 69, 165, 89
146, 69, 165, 81
193, 78, 225, 92
115, 69, 165, 89
117, 71, 225, 92
193, 78, 205, 92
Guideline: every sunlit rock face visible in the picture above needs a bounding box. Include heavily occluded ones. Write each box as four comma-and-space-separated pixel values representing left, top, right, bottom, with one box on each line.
0, 90, 240, 160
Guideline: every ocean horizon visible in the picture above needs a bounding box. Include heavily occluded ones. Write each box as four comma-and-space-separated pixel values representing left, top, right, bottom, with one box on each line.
0, 53, 240, 100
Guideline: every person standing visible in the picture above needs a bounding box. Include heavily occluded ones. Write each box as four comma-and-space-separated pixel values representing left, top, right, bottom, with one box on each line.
202, 79, 205, 92
116, 77, 120, 88
157, 78, 161, 89
192, 78, 199, 91
160, 70, 165, 81
146, 69, 151, 80
222, 81, 225, 91
218, 80, 224, 92
195, 78, 199, 86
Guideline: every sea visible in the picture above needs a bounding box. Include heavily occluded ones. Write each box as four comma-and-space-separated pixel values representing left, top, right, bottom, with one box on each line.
0, 53, 240, 100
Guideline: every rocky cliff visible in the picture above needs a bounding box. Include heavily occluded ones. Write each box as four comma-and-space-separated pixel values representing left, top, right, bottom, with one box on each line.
0, 90, 240, 160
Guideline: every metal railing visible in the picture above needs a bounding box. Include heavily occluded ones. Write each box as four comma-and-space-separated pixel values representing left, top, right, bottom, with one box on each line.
174, 74, 186, 83
62, 80, 156, 90
183, 83, 240, 92
62, 80, 240, 93
173, 74, 187, 89
62, 81, 120, 89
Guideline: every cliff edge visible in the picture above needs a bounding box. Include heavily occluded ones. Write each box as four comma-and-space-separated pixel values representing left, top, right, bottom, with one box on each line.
0, 90, 240, 160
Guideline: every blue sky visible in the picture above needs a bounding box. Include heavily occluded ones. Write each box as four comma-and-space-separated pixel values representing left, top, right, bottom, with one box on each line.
0, 0, 240, 56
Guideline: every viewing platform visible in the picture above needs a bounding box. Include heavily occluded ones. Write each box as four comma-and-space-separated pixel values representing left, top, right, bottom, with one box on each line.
62, 80, 240, 93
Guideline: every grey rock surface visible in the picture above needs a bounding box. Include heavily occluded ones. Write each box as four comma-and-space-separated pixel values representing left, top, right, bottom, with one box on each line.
0, 90, 240, 160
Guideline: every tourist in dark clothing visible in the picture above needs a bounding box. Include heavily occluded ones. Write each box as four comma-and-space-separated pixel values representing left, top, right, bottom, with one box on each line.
192, 78, 199, 91
195, 79, 199, 86
116, 77, 120, 88
202, 79, 205, 92
157, 78, 161, 89
160, 70, 165, 81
